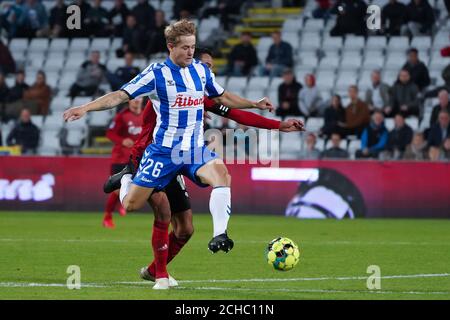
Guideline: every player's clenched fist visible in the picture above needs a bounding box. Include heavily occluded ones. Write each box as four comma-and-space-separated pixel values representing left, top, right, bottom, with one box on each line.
63, 106, 87, 122
255, 97, 274, 113
279, 118, 305, 132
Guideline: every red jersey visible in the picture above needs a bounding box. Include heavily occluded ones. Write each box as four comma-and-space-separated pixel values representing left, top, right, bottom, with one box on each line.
107, 108, 143, 164
130, 97, 280, 166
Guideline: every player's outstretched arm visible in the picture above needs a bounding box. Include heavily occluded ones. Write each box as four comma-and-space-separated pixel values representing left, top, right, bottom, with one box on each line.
212, 91, 274, 112
63, 90, 130, 122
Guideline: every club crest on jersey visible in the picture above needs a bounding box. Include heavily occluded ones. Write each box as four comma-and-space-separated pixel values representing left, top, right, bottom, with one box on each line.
171, 94, 204, 108
167, 80, 175, 86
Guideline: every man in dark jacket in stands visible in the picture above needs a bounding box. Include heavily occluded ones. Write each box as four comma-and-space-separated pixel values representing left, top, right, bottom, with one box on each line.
430, 89, 450, 127
428, 110, 450, 147
386, 113, 413, 159
356, 111, 388, 159
261, 31, 294, 77
330, 0, 368, 36
402, 48, 430, 91
276, 69, 302, 118
381, 0, 407, 36
226, 32, 258, 76
6, 108, 40, 154
321, 132, 349, 159
405, 0, 435, 35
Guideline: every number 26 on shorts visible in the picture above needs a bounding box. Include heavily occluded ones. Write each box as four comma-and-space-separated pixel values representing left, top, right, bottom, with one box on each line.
140, 158, 164, 178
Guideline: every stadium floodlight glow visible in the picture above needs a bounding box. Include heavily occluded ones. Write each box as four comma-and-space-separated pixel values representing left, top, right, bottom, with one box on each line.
251, 168, 319, 182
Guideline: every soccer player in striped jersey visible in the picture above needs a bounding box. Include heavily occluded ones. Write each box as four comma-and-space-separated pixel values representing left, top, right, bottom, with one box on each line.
63, 20, 274, 289
103, 47, 304, 287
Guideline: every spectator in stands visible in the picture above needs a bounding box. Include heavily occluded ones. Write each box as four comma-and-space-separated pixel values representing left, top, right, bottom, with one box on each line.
84, 0, 109, 37
0, 72, 10, 121
120, 15, 146, 57
321, 94, 345, 138
365, 70, 391, 116
321, 132, 349, 159
201, 0, 241, 32
6, 108, 40, 154
68, 0, 92, 37
439, 137, 450, 160
145, 10, 169, 56
49, 0, 68, 38
8, 70, 28, 103
299, 74, 322, 118
430, 90, 450, 127
356, 111, 388, 159
338, 85, 370, 137
0, 40, 16, 75
69, 51, 107, 98
0, 0, 24, 39
276, 69, 302, 118
261, 31, 293, 77
390, 69, 420, 117
299, 133, 321, 159
404, 0, 435, 36
428, 110, 450, 147
424, 64, 450, 98
330, 0, 367, 36
428, 145, 441, 161
381, 0, 407, 36
313, 0, 332, 19
107, 52, 140, 91
131, 0, 155, 31
385, 113, 414, 159
403, 131, 428, 160
23, 70, 52, 116
107, 0, 129, 37
226, 32, 258, 76
173, 0, 204, 20
402, 48, 430, 91
17, 0, 49, 38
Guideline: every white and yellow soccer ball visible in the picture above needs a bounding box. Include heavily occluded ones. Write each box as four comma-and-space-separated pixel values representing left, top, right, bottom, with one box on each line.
266, 237, 300, 271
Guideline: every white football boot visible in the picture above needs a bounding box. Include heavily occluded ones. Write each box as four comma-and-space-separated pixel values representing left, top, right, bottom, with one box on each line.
152, 278, 169, 290
139, 267, 179, 287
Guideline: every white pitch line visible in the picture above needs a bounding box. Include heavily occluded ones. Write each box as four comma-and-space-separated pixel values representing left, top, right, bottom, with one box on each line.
1, 238, 449, 246
1, 273, 449, 289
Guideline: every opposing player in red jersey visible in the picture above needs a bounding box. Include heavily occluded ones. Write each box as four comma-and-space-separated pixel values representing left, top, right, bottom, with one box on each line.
102, 98, 144, 228
104, 48, 305, 288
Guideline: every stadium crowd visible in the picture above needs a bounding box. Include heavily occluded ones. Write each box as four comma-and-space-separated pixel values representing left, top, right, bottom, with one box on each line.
0, 0, 449, 161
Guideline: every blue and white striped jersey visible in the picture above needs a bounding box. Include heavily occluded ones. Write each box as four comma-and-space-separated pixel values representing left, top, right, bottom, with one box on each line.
121, 57, 225, 151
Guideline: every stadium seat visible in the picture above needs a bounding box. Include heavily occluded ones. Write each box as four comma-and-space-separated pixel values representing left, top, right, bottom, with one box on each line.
343, 36, 365, 52
39, 129, 61, 155
69, 38, 90, 52
28, 39, 49, 53
31, 115, 44, 129
297, 52, 318, 67
283, 33, 299, 51
91, 38, 111, 51
44, 71, 60, 88
304, 19, 325, 33
429, 54, 449, 72
9, 39, 28, 52
318, 54, 340, 71
335, 71, 358, 91
433, 31, 449, 50
305, 117, 324, 133
257, 37, 273, 52
410, 37, 432, 52
387, 36, 410, 52
49, 38, 69, 52
215, 76, 227, 88
245, 89, 265, 103
325, 138, 347, 150
50, 97, 72, 113
44, 114, 64, 130
88, 110, 113, 127
268, 77, 283, 92
405, 117, 419, 131
226, 77, 247, 94
248, 76, 270, 91
384, 118, 395, 131
348, 139, 361, 158
382, 70, 399, 85
321, 36, 344, 51
65, 129, 86, 147
58, 73, 75, 91
366, 36, 388, 50
280, 132, 302, 154
385, 52, 405, 70
316, 71, 336, 91
282, 18, 301, 34
341, 54, 362, 71
358, 70, 373, 91
362, 52, 385, 70
300, 32, 321, 51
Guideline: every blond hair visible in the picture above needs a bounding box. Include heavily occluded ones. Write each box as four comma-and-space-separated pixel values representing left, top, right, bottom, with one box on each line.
164, 19, 196, 45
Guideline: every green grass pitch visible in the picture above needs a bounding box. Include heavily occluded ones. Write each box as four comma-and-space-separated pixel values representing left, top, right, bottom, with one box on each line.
0, 211, 449, 300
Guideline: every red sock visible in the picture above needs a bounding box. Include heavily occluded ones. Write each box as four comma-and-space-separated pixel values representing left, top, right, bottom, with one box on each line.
148, 231, 189, 276
151, 220, 170, 279
104, 193, 119, 219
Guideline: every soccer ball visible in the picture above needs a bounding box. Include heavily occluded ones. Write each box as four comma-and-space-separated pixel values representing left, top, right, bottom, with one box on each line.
266, 237, 300, 271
